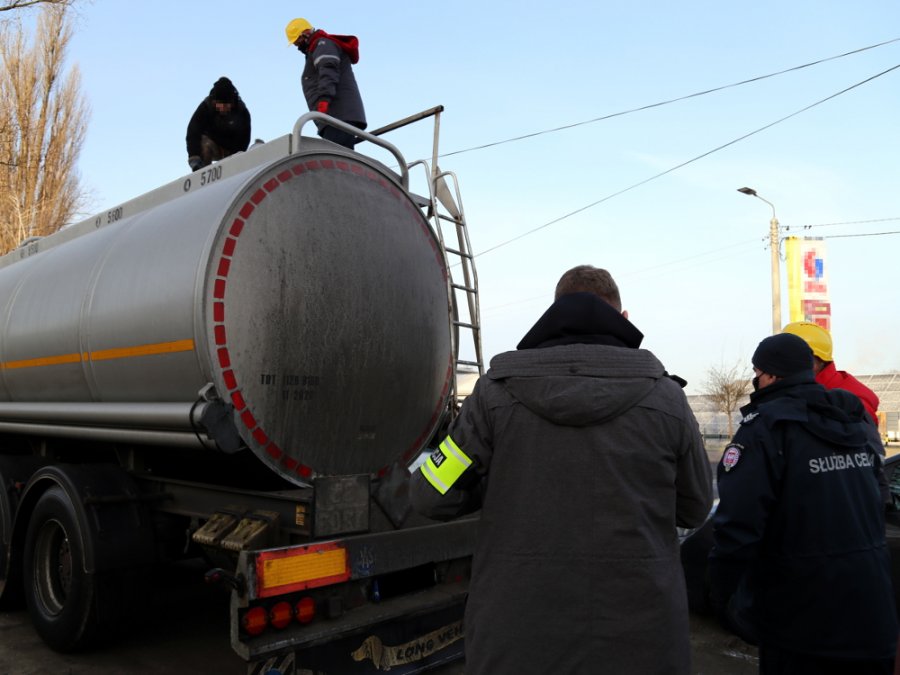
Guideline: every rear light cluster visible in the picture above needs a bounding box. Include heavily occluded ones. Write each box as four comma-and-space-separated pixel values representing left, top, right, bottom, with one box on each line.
241, 596, 317, 636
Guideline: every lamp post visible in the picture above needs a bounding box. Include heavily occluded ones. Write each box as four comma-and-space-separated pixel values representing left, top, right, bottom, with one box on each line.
737, 187, 781, 334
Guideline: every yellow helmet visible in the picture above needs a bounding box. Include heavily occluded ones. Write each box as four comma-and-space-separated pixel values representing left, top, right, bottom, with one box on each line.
285, 18, 313, 45
782, 321, 833, 362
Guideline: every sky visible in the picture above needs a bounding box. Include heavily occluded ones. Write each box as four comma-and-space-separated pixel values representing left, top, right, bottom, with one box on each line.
15, 0, 900, 393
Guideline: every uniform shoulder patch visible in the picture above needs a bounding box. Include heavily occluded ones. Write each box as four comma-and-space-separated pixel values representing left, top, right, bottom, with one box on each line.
722, 444, 743, 472
740, 411, 759, 425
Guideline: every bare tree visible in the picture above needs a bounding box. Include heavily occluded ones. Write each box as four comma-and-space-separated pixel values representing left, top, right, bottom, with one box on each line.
0, 3, 88, 253
703, 361, 753, 439
0, 1, 75, 13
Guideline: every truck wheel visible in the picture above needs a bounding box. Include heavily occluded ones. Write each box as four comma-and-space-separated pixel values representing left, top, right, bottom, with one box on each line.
23, 486, 103, 651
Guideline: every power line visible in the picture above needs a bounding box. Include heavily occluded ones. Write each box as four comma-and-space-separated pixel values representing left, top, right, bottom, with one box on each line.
789, 216, 900, 231
820, 230, 900, 239
474, 63, 900, 259
442, 38, 900, 159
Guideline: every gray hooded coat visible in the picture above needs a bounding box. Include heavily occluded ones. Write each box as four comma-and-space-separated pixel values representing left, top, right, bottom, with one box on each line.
411, 295, 712, 675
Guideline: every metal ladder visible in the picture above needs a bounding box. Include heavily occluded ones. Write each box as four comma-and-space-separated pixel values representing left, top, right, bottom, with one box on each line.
370, 107, 485, 412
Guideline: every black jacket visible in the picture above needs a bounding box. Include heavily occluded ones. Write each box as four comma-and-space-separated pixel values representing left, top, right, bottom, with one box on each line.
709, 372, 897, 659
185, 96, 251, 158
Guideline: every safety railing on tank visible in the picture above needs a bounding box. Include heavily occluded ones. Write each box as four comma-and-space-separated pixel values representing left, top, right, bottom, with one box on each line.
291, 112, 409, 189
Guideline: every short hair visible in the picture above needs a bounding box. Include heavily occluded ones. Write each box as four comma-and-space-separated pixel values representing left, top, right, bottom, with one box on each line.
555, 265, 621, 310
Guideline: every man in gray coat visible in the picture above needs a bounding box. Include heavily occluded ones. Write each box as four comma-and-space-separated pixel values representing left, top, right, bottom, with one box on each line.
410, 265, 713, 675
285, 17, 367, 149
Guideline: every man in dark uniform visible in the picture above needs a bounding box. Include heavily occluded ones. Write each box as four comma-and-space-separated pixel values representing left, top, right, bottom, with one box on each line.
710, 332, 897, 674
185, 77, 251, 171
285, 18, 367, 149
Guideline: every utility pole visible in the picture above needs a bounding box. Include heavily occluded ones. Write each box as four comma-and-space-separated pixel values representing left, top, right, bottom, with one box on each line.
738, 187, 781, 334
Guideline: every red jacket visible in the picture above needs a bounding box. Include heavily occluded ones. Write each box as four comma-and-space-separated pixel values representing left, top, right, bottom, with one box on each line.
816, 361, 879, 424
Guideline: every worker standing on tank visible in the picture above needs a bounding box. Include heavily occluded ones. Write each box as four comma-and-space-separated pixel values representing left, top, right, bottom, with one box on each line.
409, 265, 713, 675
285, 18, 367, 149
186, 77, 251, 172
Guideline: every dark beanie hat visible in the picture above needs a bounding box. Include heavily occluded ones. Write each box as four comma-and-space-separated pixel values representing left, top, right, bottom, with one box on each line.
752, 333, 814, 377
210, 77, 237, 103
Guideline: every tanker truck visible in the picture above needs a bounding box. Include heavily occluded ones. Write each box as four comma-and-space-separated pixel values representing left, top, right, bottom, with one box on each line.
0, 108, 482, 674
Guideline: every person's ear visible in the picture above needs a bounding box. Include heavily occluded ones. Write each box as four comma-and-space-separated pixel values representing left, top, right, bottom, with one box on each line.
622, 309, 629, 320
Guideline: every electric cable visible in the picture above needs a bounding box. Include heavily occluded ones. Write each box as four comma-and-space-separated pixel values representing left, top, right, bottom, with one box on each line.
474, 63, 900, 259
442, 38, 900, 158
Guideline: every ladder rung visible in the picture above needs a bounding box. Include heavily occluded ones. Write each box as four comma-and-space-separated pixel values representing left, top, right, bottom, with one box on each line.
454, 321, 476, 329
456, 360, 481, 367
436, 213, 465, 225
451, 283, 476, 293
444, 247, 473, 259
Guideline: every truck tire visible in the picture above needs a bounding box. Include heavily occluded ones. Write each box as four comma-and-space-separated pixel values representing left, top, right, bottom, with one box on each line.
0, 455, 48, 609
23, 486, 105, 651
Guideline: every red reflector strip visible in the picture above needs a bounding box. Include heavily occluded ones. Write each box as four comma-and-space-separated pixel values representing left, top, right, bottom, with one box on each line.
255, 542, 350, 598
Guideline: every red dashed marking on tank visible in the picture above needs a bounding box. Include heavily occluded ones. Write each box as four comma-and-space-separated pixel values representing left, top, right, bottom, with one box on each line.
240, 409, 257, 429
216, 347, 230, 368
215, 156, 452, 480
230, 390, 245, 410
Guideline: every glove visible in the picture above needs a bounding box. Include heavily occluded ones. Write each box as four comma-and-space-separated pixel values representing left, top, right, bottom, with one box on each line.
316, 100, 330, 114
188, 156, 203, 172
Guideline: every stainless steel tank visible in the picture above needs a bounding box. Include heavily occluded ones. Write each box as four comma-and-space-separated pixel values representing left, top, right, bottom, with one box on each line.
0, 136, 453, 484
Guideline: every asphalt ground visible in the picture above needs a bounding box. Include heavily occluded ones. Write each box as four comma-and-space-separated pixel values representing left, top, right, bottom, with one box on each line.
0, 559, 758, 675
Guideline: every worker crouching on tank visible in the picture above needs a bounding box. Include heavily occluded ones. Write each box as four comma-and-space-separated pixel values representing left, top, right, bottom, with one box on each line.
186, 77, 252, 172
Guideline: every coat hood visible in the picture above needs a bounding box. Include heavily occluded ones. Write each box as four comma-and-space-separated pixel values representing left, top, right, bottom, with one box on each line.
744, 374, 871, 449
489, 343, 665, 427
490, 293, 666, 426
308, 31, 360, 63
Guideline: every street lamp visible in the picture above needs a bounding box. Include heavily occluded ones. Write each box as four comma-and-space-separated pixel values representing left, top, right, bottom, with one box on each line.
737, 187, 781, 334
